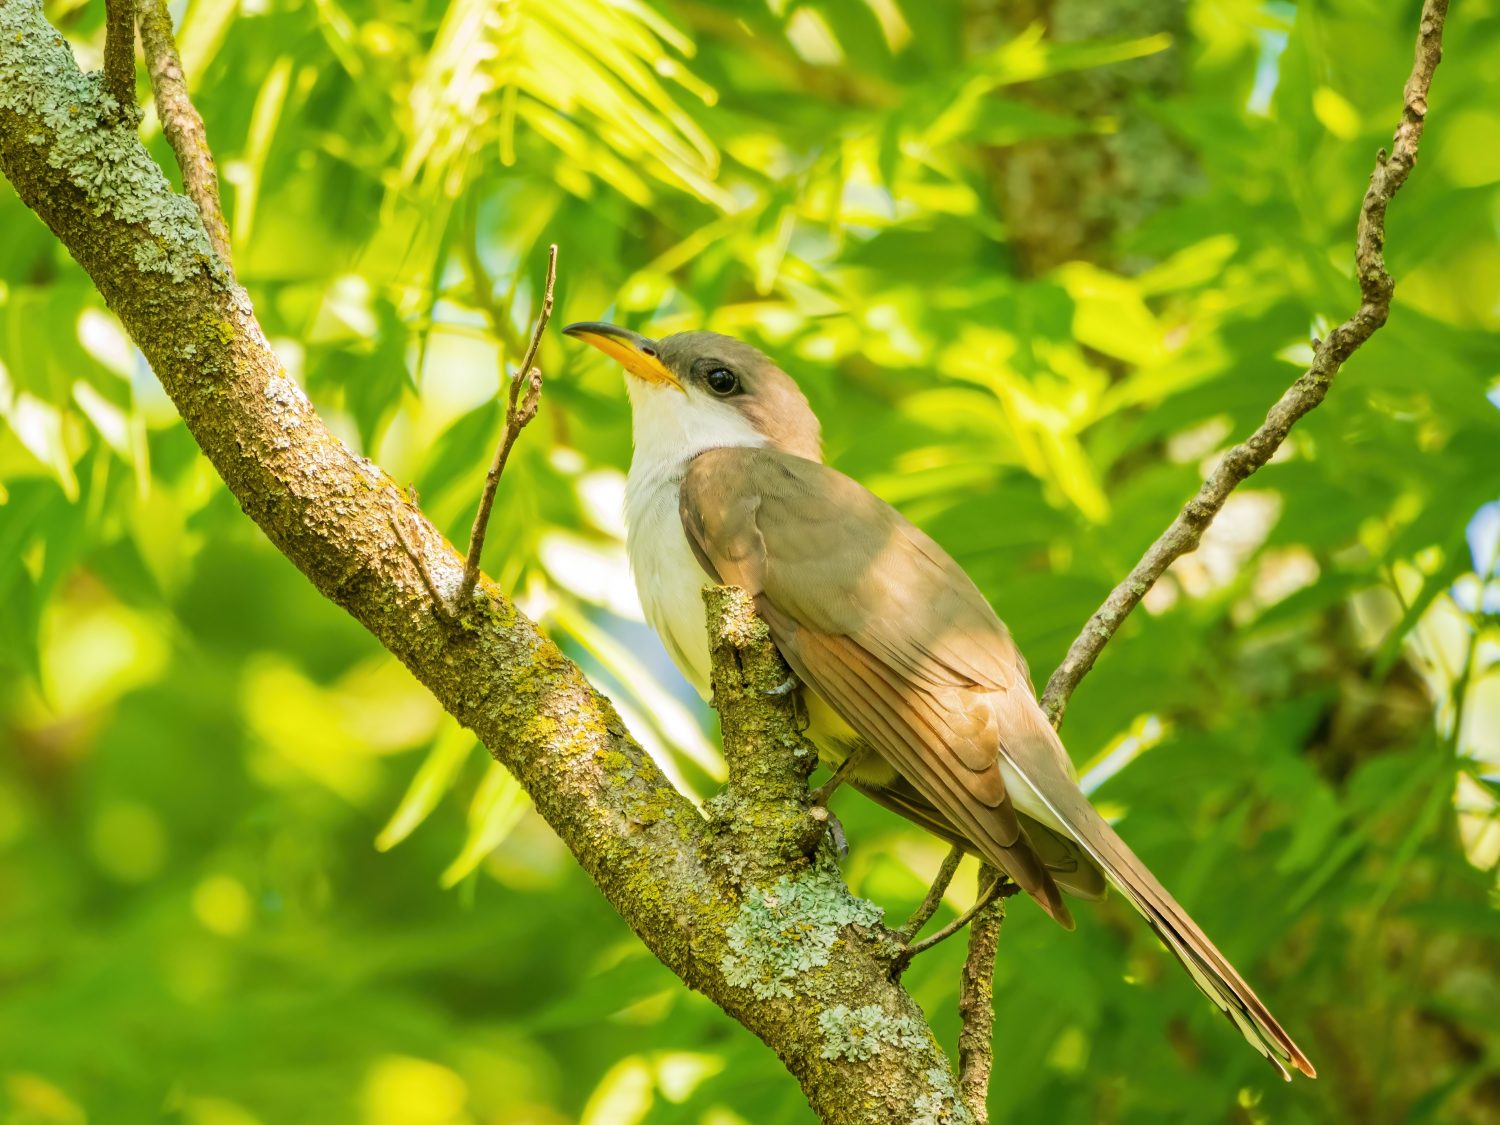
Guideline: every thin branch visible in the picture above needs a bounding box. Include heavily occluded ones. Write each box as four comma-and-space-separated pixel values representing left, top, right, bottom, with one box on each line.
137, 0, 234, 270
958, 865, 1006, 1125
895, 871, 1014, 972
102, 0, 136, 118
895, 844, 963, 942
1039, 0, 1450, 726
456, 243, 557, 609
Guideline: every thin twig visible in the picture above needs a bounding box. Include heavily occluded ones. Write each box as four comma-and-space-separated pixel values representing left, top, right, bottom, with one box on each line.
390, 508, 450, 612
456, 244, 557, 609
957, 864, 1005, 1125
1038, 0, 1450, 727
137, 0, 234, 271
895, 844, 963, 942
102, 0, 136, 118
894, 871, 1014, 974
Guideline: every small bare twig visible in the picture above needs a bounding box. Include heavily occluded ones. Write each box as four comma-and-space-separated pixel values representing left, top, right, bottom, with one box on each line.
102, 0, 136, 118
390, 508, 450, 610
895, 844, 963, 942
1038, 0, 1449, 726
893, 871, 1014, 974
137, 0, 234, 270
958, 864, 1005, 1125
456, 244, 557, 609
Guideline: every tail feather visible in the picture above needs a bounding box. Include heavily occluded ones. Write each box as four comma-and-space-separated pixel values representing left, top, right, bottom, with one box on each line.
1001, 737, 1316, 1080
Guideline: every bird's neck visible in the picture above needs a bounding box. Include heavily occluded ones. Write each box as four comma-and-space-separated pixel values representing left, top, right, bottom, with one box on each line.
624, 377, 767, 498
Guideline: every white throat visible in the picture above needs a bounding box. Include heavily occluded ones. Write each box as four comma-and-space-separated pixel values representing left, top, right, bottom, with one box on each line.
623, 379, 765, 697
624, 377, 766, 487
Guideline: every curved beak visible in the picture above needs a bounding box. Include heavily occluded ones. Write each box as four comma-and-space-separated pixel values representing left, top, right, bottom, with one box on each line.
562, 321, 683, 391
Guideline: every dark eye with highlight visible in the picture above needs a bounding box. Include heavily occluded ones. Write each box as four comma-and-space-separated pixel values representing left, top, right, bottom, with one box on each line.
704, 367, 739, 395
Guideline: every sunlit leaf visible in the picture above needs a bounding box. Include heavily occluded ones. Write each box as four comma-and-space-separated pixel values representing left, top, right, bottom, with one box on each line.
440, 761, 531, 887
376, 722, 478, 852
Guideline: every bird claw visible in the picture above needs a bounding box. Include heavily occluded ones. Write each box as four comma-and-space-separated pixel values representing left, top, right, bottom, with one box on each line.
816, 807, 848, 858
763, 676, 797, 697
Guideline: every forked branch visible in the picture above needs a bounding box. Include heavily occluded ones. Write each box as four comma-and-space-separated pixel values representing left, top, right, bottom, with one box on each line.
137, 0, 234, 269
950, 5, 1451, 1118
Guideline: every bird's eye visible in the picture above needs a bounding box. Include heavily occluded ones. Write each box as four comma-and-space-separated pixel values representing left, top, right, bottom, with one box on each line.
704, 367, 739, 395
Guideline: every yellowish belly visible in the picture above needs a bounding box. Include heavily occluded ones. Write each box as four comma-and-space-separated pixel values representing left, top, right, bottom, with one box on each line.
802, 688, 900, 788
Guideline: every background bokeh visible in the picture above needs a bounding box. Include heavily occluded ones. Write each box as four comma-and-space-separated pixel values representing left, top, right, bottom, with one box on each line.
3, 0, 1499, 1121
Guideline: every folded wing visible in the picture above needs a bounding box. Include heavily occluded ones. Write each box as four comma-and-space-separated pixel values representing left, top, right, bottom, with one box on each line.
679, 446, 1073, 925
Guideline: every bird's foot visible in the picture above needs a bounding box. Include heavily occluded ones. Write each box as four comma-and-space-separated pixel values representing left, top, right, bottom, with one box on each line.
762, 676, 797, 697
808, 805, 849, 859
807, 745, 871, 808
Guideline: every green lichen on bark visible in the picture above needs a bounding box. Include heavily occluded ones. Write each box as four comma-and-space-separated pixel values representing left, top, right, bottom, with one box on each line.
817, 1004, 928, 1062
722, 867, 884, 999
913, 1066, 973, 1125
0, 0, 222, 285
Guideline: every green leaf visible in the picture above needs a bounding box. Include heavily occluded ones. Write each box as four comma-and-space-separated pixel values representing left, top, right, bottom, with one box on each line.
441, 762, 531, 887
376, 722, 478, 852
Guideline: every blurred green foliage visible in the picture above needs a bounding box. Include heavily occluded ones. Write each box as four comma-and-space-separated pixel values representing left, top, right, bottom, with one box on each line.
3, 0, 1500, 1121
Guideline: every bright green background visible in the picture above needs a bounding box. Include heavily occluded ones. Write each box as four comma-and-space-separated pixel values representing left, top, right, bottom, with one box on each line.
3, 0, 1499, 1121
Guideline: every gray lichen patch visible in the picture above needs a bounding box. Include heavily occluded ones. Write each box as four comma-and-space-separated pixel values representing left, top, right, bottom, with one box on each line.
912, 1065, 973, 1125
0, 0, 225, 286
720, 865, 883, 1000
817, 1004, 928, 1062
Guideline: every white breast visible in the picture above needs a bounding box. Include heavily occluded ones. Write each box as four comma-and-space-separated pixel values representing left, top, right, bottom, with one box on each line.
622, 376, 770, 699
625, 469, 716, 698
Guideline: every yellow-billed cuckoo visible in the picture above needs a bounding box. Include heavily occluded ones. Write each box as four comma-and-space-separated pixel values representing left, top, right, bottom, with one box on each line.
563, 322, 1315, 1080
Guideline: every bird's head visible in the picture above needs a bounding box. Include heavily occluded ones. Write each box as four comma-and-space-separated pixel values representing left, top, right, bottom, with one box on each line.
562, 322, 822, 466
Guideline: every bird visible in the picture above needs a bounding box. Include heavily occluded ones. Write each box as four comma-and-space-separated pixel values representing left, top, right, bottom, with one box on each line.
562, 320, 1316, 1080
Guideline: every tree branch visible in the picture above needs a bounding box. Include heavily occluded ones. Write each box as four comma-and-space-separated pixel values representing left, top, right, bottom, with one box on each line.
137, 0, 234, 270
1038, 0, 1450, 726
699, 584, 969, 1120
896, 844, 963, 942
958, 865, 1006, 1125
101, 0, 135, 118
0, 5, 970, 1118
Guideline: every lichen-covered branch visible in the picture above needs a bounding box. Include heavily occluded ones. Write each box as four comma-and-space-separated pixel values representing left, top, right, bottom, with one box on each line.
701, 587, 969, 1120
0, 4, 968, 1118
1038, 0, 1450, 726
137, 0, 234, 269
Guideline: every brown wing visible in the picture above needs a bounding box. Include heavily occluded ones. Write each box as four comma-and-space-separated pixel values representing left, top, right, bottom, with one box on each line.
679, 446, 1072, 926
852, 772, 1107, 900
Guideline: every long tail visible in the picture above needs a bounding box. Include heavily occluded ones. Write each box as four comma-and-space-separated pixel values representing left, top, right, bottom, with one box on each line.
1004, 742, 1316, 1080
